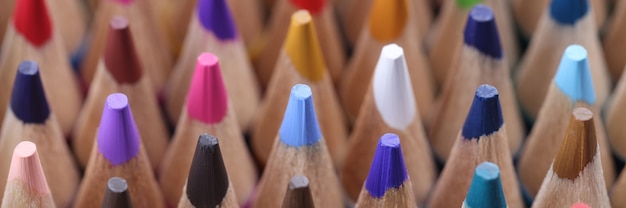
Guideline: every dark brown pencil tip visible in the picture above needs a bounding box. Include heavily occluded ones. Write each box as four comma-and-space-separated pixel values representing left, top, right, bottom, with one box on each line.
282, 175, 314, 208
104, 16, 142, 84
553, 107, 597, 179
186, 133, 229, 207
102, 177, 132, 208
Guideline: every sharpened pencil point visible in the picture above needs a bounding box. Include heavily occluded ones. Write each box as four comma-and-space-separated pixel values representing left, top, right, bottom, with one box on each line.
12, 0, 52, 46
457, 0, 483, 8
104, 16, 142, 84
285, 10, 326, 82
554, 45, 596, 104
186, 134, 229, 207
462, 84, 504, 138
368, 0, 407, 41
186, 53, 229, 124
553, 107, 596, 179
464, 162, 507, 208
282, 175, 314, 208
464, 5, 502, 59
103, 177, 132, 208
10, 61, 50, 123
290, 0, 325, 14
279, 84, 322, 147
7, 141, 51, 194
572, 202, 591, 208
365, 133, 409, 198
97, 93, 141, 165
550, 0, 588, 25
197, 0, 237, 40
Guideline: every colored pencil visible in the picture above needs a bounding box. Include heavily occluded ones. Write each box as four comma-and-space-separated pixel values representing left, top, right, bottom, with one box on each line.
339, 0, 434, 124
225, 0, 264, 49
427, 84, 523, 208
515, 0, 610, 121
252, 84, 343, 208
163, 0, 261, 130
354, 133, 416, 208
81, 0, 172, 91
177, 134, 238, 208
73, 93, 165, 208
1, 141, 54, 208
0, 0, 83, 136
610, 166, 626, 206
605, 57, 626, 161
463, 162, 508, 208
251, 10, 347, 168
602, 0, 626, 81
428, 5, 524, 162
0, 61, 79, 208
102, 177, 132, 208
342, 44, 435, 204
517, 45, 614, 198
252, 0, 345, 88
147, 0, 196, 59
426, 1, 518, 86
531, 107, 610, 207
72, 16, 169, 170
512, 0, 605, 37
160, 53, 257, 206
281, 175, 314, 208
572, 202, 591, 208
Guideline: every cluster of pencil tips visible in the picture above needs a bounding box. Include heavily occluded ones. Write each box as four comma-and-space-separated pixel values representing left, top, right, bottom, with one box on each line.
1, 0, 626, 207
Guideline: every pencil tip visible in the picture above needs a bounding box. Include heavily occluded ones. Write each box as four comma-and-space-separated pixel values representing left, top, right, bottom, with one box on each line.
368, 0, 407, 41
373, 44, 416, 130
290, 0, 325, 14
456, 0, 483, 8
10, 61, 50, 123
186, 134, 229, 207
464, 162, 507, 208
279, 84, 322, 147
572, 202, 591, 208
104, 16, 142, 84
553, 107, 596, 179
554, 45, 596, 104
186, 53, 229, 124
365, 133, 409, 198
282, 175, 314, 208
12, 0, 52, 46
103, 177, 132, 208
550, 0, 588, 25
197, 0, 237, 40
462, 84, 504, 138
285, 10, 326, 82
97, 93, 141, 165
8, 141, 51, 194
464, 5, 503, 59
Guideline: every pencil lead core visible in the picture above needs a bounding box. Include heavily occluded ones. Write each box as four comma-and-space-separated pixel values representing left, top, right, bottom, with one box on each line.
186, 53, 229, 124
186, 134, 229, 207
12, 0, 52, 46
550, 0, 588, 25
97, 93, 141, 165
464, 5, 503, 59
462, 84, 504, 139
11, 61, 50, 123
365, 133, 409, 198
279, 84, 322, 147
104, 16, 142, 84
102, 177, 132, 208
285, 10, 326, 82
554, 45, 596, 104
464, 162, 507, 208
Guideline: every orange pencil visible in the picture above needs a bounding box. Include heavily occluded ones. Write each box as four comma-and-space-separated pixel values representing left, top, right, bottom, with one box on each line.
163, 0, 261, 130
160, 53, 257, 206
1, 142, 54, 208
342, 44, 435, 204
72, 16, 169, 170
73, 93, 165, 208
252, 0, 345, 87
0, 0, 83, 136
340, 0, 434, 124
252, 84, 343, 208
602, 0, 626, 80
0, 61, 80, 208
251, 10, 347, 168
512, 0, 605, 37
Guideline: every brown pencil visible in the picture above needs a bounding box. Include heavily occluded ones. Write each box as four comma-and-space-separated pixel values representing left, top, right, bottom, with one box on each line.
251, 10, 347, 169
602, 0, 626, 81
72, 16, 169, 170
531, 107, 610, 207
102, 177, 132, 208
73, 93, 165, 208
340, 0, 434, 124
1, 141, 54, 208
0, 61, 80, 208
282, 175, 314, 208
342, 44, 435, 204
163, 0, 261, 130
0, 0, 83, 136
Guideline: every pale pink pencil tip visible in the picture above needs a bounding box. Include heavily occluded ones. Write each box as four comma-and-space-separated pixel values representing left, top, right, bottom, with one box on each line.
572, 202, 591, 208
7, 141, 51, 194
186, 53, 229, 124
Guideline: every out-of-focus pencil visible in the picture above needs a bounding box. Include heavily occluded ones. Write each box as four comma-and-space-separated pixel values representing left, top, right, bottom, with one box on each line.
463, 162, 508, 208
515, 0, 610, 121
1, 142, 54, 208
602, 0, 626, 80
281, 175, 314, 208
72, 16, 169, 170
73, 93, 165, 208
572, 202, 591, 208
427, 84, 523, 208
161, 53, 257, 206
531, 107, 610, 207
0, 61, 79, 208
0, 0, 83, 136
342, 44, 435, 204
102, 177, 132, 208
163, 0, 261, 130
512, 0, 605, 37
252, 84, 343, 208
